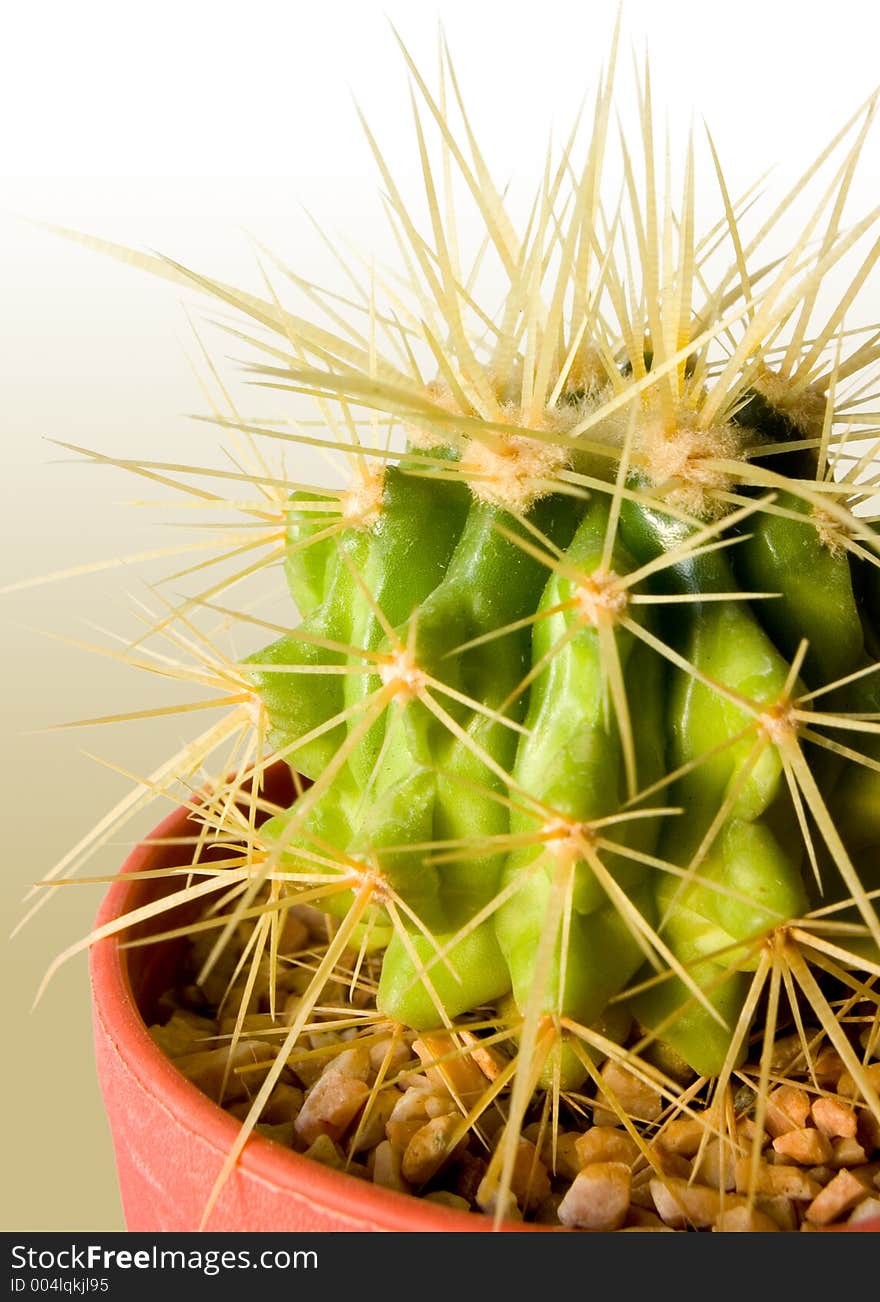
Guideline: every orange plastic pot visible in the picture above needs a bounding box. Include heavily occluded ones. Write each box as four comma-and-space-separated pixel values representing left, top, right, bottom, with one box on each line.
89, 766, 880, 1234
89, 765, 526, 1233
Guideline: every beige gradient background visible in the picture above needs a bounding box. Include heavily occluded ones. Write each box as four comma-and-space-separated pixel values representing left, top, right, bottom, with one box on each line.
3, 0, 880, 1232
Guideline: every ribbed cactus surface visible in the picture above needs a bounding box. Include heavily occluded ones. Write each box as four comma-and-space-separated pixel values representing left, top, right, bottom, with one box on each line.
246, 389, 879, 1089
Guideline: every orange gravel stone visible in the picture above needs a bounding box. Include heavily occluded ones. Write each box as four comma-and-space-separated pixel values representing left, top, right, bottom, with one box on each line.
765, 1086, 811, 1137
554, 1132, 585, 1180
508, 1139, 552, 1211
714, 1205, 781, 1232
575, 1126, 640, 1168
401, 1114, 462, 1185
294, 1071, 370, 1145
830, 1136, 867, 1169
413, 1034, 487, 1106
650, 1178, 736, 1228
595, 1061, 664, 1123
658, 1117, 706, 1157
695, 1138, 737, 1191
735, 1158, 823, 1200
811, 1096, 858, 1138
805, 1169, 871, 1226
772, 1127, 833, 1166
837, 1062, 880, 1099
558, 1162, 632, 1230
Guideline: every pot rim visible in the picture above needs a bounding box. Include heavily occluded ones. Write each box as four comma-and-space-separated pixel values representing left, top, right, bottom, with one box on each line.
89, 789, 538, 1233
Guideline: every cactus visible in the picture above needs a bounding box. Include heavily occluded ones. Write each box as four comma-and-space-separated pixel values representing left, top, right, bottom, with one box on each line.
26, 31, 880, 1229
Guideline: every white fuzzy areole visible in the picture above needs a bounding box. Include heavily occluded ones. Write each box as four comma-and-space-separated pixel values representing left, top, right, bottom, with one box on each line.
341, 465, 386, 529
758, 700, 797, 747
460, 431, 570, 512
378, 649, 427, 702
752, 367, 828, 438
636, 402, 742, 519
573, 570, 627, 627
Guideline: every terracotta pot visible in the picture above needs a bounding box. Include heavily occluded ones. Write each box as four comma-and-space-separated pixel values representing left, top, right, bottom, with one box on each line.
90, 765, 880, 1234
89, 764, 524, 1232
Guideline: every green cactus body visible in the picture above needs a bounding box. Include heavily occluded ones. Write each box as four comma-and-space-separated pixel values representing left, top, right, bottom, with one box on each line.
260, 486, 583, 1024
357, 492, 581, 1010
735, 490, 864, 687
246, 454, 469, 780
52, 41, 880, 1223
822, 666, 880, 963
613, 489, 810, 1072
829, 667, 880, 853
495, 498, 665, 1056
248, 408, 880, 1081
284, 489, 340, 618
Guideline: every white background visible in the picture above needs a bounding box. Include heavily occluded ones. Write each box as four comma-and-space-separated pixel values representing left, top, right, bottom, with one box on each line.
2, 0, 880, 1231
